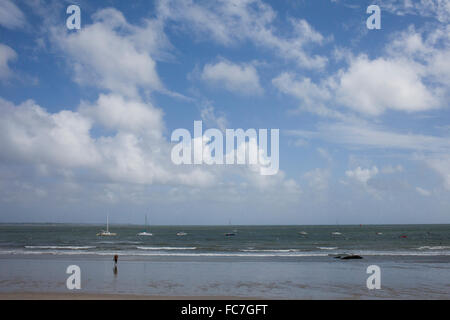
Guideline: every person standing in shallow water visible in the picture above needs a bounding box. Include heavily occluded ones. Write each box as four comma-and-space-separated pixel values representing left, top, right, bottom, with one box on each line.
113, 255, 118, 276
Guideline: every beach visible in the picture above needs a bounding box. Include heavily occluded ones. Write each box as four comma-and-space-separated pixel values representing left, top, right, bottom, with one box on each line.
0, 224, 449, 299
1, 253, 449, 299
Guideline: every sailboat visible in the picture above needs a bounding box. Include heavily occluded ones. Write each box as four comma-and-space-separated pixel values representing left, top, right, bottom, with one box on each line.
225, 219, 236, 236
97, 215, 117, 236
137, 214, 153, 236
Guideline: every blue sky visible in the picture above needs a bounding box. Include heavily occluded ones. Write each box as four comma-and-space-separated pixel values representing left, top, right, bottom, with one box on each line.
0, 0, 449, 224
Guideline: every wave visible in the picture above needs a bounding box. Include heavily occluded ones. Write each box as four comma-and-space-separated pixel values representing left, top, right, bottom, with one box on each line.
24, 246, 96, 250
137, 246, 197, 250
4, 249, 450, 257
97, 241, 142, 244
0, 250, 328, 257
416, 246, 450, 250
241, 249, 300, 252
317, 247, 338, 250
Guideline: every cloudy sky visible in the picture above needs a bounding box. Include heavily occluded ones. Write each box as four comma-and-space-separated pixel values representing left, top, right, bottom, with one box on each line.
0, 0, 449, 225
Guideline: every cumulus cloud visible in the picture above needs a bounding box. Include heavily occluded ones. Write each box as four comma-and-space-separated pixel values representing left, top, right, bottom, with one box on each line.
273, 24, 449, 116
346, 166, 379, 184
0, 92, 299, 204
272, 72, 346, 120
52, 8, 166, 97
425, 156, 450, 191
0, 96, 216, 187
201, 60, 263, 95
0, 98, 99, 168
79, 94, 164, 138
336, 56, 439, 115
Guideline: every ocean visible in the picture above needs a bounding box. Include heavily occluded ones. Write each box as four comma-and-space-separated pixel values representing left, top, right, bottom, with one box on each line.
0, 224, 449, 299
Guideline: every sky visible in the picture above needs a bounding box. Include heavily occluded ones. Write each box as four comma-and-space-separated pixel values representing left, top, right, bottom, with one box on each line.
0, 0, 449, 225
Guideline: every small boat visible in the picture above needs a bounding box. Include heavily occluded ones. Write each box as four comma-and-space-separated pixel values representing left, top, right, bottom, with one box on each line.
137, 214, 153, 236
225, 233, 236, 236
176, 232, 187, 236
298, 231, 308, 235
376, 232, 383, 235
97, 215, 117, 236
331, 232, 342, 235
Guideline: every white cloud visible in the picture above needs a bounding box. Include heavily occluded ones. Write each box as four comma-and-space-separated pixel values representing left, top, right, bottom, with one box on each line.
273, 24, 449, 117
0, 96, 215, 187
79, 94, 164, 138
0, 94, 299, 203
0, 0, 26, 29
416, 186, 431, 196
336, 55, 439, 115
272, 72, 331, 106
304, 168, 330, 191
377, 0, 450, 23
158, 0, 328, 69
201, 60, 263, 95
381, 165, 404, 174
0, 98, 100, 168
315, 122, 450, 153
346, 166, 379, 184
200, 104, 228, 132
387, 25, 450, 87
274, 54, 441, 116
0, 44, 17, 80
425, 156, 450, 191
272, 72, 346, 120
287, 122, 450, 154
317, 148, 333, 163
289, 122, 450, 192
52, 8, 165, 97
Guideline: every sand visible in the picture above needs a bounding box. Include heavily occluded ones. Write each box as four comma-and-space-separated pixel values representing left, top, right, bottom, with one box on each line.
0, 292, 259, 300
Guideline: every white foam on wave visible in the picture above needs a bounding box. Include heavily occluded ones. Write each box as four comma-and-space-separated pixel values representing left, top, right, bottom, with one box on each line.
1, 249, 327, 257
3, 249, 450, 258
317, 247, 338, 250
24, 246, 96, 250
241, 249, 300, 252
97, 241, 142, 244
137, 246, 197, 250
416, 246, 450, 250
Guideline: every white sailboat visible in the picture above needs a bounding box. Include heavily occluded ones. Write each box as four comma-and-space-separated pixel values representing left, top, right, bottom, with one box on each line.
137, 214, 153, 236
97, 215, 117, 236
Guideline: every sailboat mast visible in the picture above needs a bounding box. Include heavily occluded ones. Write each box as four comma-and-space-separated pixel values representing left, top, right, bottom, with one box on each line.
107, 215, 109, 232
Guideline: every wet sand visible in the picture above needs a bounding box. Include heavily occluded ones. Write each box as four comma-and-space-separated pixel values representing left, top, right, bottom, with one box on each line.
0, 292, 257, 300
1, 254, 449, 299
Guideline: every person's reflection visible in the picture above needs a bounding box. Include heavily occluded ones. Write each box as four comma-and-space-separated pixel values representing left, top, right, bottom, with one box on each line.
113, 265, 118, 276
